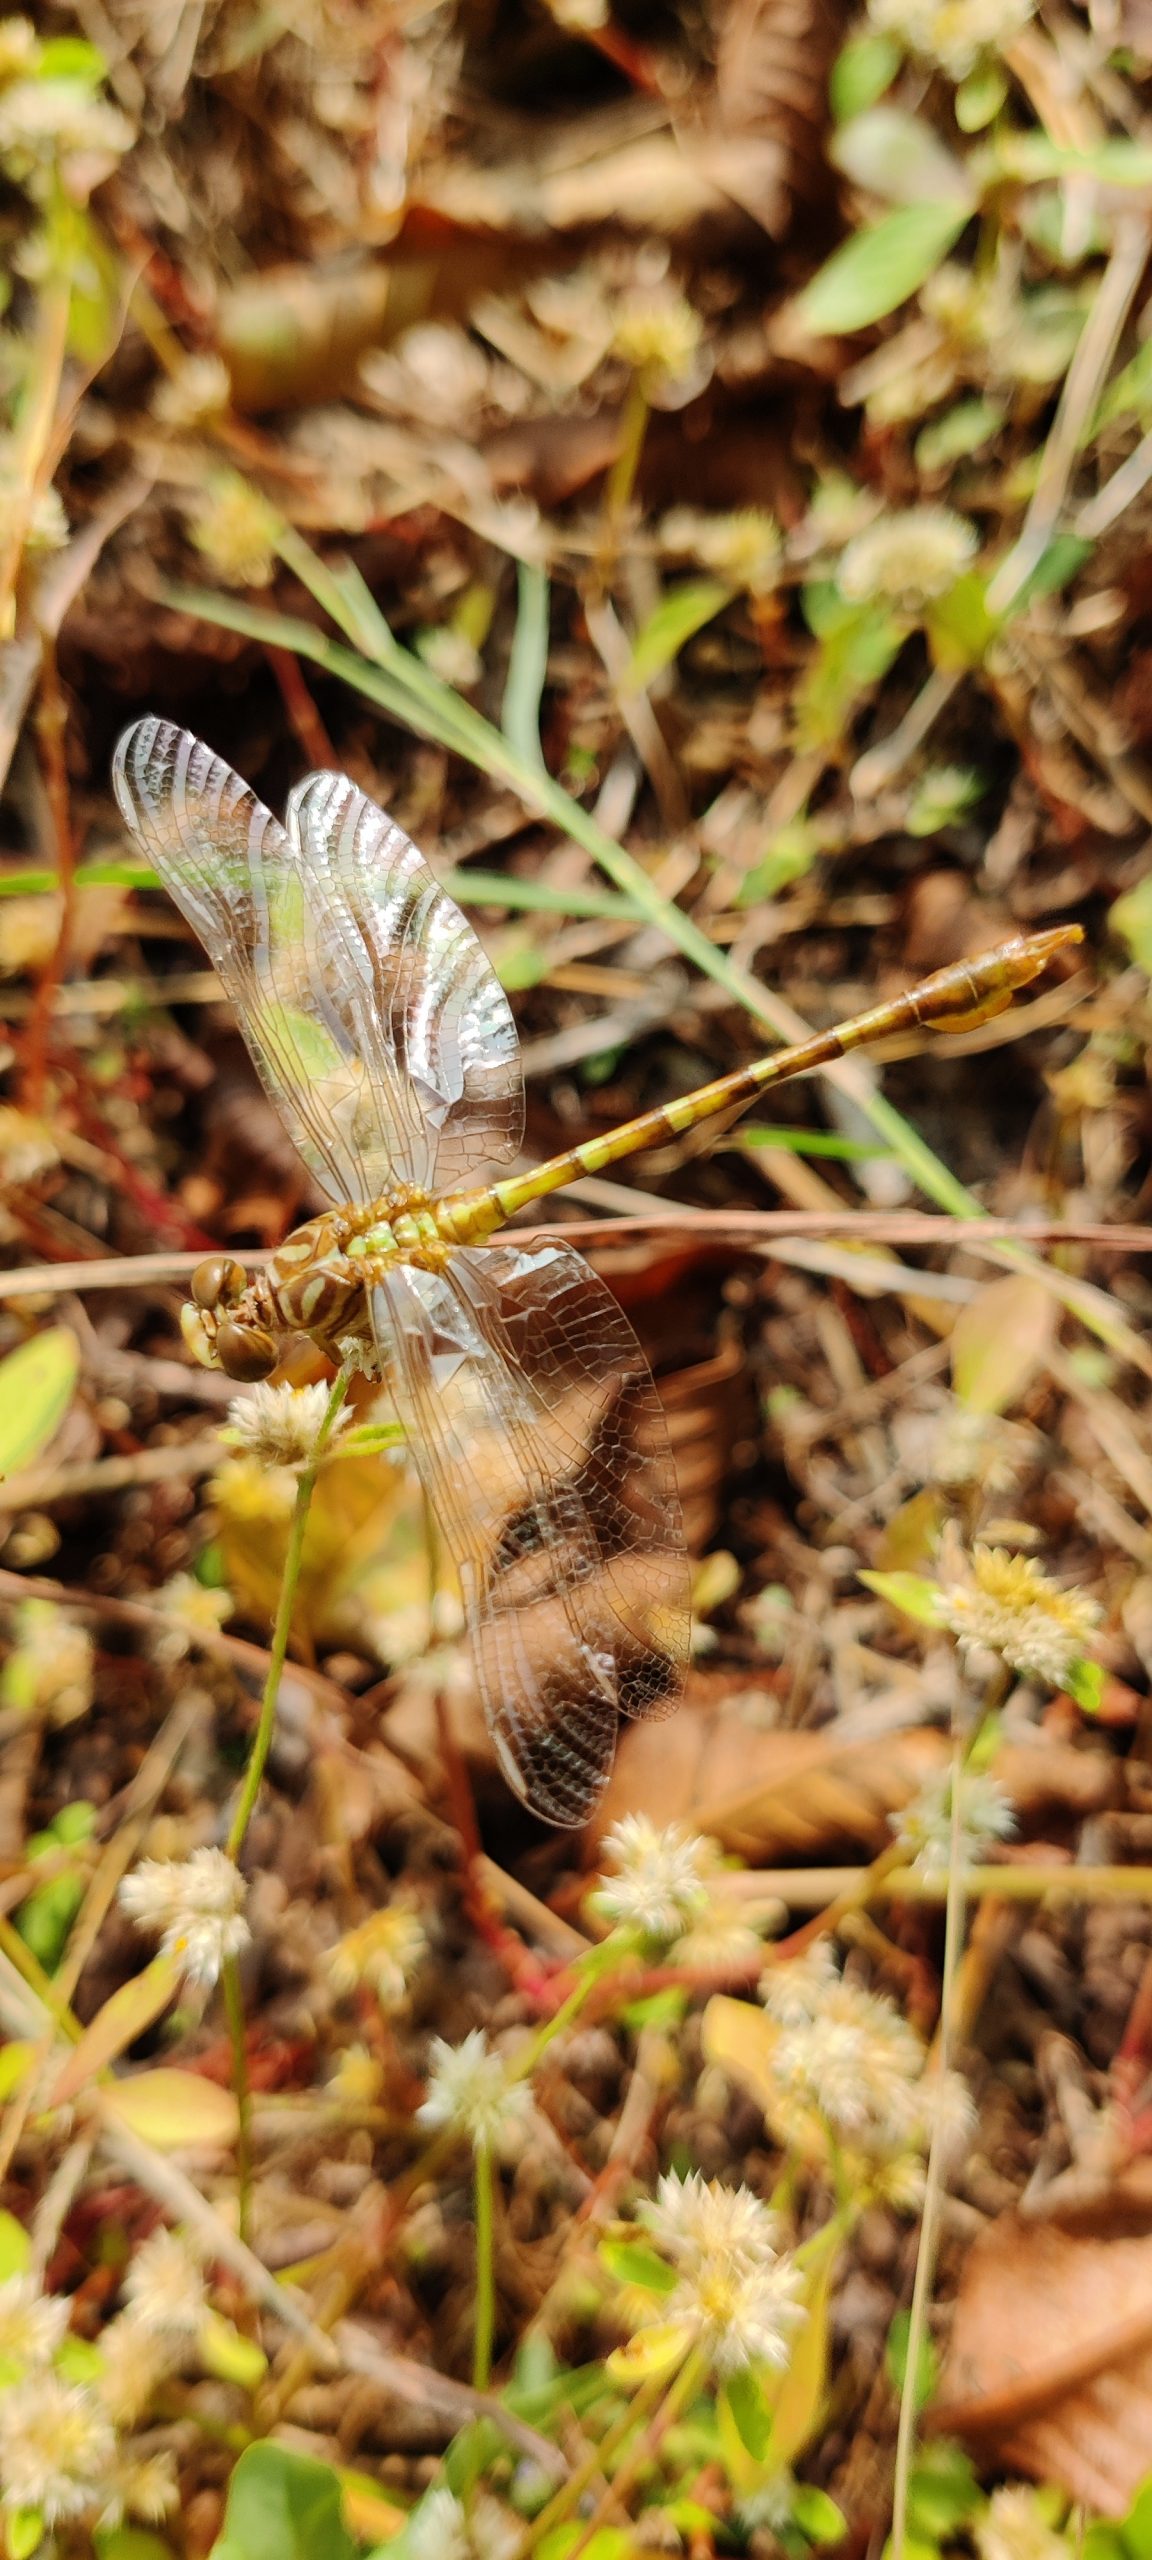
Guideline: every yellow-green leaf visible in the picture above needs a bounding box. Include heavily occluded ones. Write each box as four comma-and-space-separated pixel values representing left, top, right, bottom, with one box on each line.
49, 1955, 181, 2107
950, 1274, 1056, 1416
101, 2067, 239, 2150
624, 581, 733, 690
701, 1994, 781, 2114
768, 2251, 835, 2470
605, 2321, 692, 2386
199, 2308, 267, 2388
858, 1568, 945, 1628
799, 202, 970, 335
0, 1328, 80, 1479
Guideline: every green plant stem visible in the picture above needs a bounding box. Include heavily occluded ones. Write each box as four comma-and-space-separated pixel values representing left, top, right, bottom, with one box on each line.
225, 1367, 350, 1865
564, 2340, 711, 2560
890, 1729, 966, 2559
222, 1951, 253, 2245
473, 2136, 496, 2391
512, 2366, 668, 2558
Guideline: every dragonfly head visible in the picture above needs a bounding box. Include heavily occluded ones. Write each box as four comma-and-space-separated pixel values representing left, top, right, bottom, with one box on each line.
183, 1254, 278, 1380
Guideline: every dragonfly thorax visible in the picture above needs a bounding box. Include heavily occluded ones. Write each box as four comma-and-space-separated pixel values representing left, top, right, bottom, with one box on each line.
183, 1193, 454, 1380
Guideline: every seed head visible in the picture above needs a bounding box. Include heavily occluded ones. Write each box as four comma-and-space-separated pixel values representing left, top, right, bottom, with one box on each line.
119, 1846, 250, 1990
612, 283, 704, 396
416, 626, 484, 689
121, 2228, 207, 2339
328, 1905, 427, 2007
589, 1814, 721, 1940
938, 1542, 1100, 1687
211, 1452, 298, 1526
328, 2044, 385, 2108
665, 2251, 805, 2376
660, 506, 780, 593
190, 475, 281, 587
837, 506, 978, 613
0, 20, 37, 81
0, 2372, 115, 2523
221, 1380, 351, 1476
0, 2271, 70, 2370
417, 2028, 536, 2152
892, 1765, 1017, 1874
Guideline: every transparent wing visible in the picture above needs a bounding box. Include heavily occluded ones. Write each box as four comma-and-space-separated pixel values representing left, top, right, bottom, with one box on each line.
288, 770, 524, 1194
112, 721, 523, 1205
371, 1238, 689, 1826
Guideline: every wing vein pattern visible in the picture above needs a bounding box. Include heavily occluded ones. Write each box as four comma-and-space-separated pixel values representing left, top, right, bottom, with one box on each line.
372, 1238, 690, 1825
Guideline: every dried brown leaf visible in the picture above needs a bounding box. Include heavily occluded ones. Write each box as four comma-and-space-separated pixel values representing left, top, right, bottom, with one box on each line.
936, 2213, 1152, 2515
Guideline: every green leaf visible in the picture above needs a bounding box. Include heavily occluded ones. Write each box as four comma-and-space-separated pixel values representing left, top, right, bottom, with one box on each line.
6, 2509, 45, 2560
1001, 133, 1152, 186
795, 597, 904, 746
537, 2531, 633, 2560
1064, 1655, 1105, 1714
915, 398, 1003, 472
799, 202, 970, 334
830, 108, 972, 207
955, 59, 1007, 126
1111, 873, 1152, 975
858, 1570, 945, 1628
0, 1329, 80, 1479
623, 581, 733, 690
736, 1125, 891, 1160
198, 2309, 267, 2388
924, 571, 997, 668
886, 2310, 938, 2408
793, 2487, 849, 2545
722, 2364, 774, 2459
830, 31, 901, 120
1083, 2530, 1131, 2560
502, 559, 550, 770
905, 2442, 981, 2537
1002, 534, 1093, 616
37, 37, 108, 79
209, 2444, 357, 2560
442, 2417, 503, 2496
1121, 2476, 1152, 2558
598, 2237, 679, 2295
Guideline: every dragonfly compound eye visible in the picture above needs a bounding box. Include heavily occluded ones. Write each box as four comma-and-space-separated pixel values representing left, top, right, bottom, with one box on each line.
215, 1317, 277, 1381
191, 1254, 247, 1312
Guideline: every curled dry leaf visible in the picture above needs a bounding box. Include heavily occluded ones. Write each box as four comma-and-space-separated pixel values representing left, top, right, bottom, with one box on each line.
587, 1710, 1113, 1862
935, 2212, 1152, 2515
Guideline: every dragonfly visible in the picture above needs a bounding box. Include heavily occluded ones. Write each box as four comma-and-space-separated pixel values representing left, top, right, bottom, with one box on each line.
113, 717, 1080, 1826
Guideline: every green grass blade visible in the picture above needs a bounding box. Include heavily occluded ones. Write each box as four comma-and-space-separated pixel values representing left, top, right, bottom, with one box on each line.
502, 560, 550, 771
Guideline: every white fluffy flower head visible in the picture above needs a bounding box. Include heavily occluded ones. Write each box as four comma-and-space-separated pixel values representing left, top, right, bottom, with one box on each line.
640, 2170, 781, 2276
665, 2250, 806, 2376
328, 1905, 427, 2007
589, 1815, 721, 1940
0, 2271, 69, 2370
122, 2227, 207, 2338
975, 2483, 1071, 2560
837, 506, 978, 613
937, 1542, 1100, 1688
892, 1765, 1017, 1875
407, 2485, 470, 2560
221, 1379, 351, 1475
119, 1846, 250, 1989
417, 2029, 536, 2152
0, 2372, 115, 2523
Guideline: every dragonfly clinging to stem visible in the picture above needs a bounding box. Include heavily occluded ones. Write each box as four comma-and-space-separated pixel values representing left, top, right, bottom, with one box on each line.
113, 719, 1082, 1826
